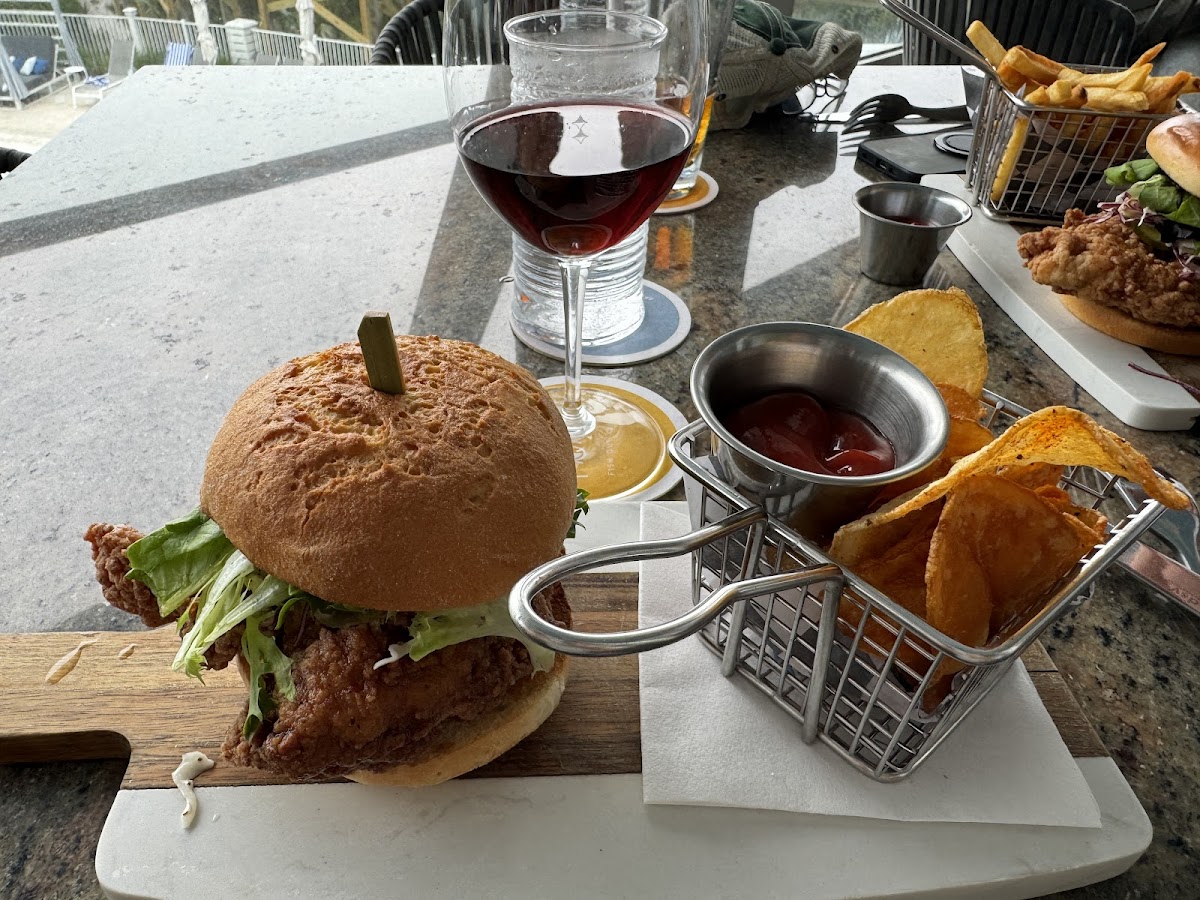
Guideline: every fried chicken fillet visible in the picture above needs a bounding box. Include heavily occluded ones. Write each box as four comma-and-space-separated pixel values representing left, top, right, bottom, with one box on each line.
1017, 209, 1200, 329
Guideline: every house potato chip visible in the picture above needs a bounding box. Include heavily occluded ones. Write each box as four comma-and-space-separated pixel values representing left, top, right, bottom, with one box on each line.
831, 406, 1187, 568
937, 382, 987, 421
828, 406, 1183, 689
843, 288, 988, 399
927, 475, 1100, 643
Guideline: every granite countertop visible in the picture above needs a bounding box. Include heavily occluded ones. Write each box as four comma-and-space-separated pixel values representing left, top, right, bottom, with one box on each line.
1, 66, 1198, 898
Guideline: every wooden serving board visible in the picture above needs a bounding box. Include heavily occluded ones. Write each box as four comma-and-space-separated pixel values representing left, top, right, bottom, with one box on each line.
0, 573, 1105, 790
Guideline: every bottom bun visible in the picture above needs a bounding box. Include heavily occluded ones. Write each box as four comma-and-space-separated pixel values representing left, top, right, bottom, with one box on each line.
346, 654, 569, 787
1060, 293, 1200, 356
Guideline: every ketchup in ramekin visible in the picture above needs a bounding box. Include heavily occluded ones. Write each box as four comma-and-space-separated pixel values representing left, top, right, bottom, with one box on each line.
722, 390, 896, 478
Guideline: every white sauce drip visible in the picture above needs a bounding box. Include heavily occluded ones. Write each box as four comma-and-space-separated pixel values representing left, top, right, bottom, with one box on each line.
373, 640, 414, 671
45, 638, 98, 684
173, 751, 215, 828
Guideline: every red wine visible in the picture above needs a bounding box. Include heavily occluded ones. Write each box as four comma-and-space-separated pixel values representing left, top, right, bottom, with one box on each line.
459, 101, 692, 256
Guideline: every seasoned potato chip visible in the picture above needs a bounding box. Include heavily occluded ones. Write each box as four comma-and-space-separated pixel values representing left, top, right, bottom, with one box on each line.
917, 474, 1101, 706
831, 407, 1187, 567
844, 288, 988, 399
927, 475, 1099, 642
937, 382, 987, 421
834, 502, 942, 678
998, 461, 1063, 491
873, 418, 993, 507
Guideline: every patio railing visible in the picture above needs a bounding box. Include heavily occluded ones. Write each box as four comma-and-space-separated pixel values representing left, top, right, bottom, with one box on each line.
0, 9, 373, 70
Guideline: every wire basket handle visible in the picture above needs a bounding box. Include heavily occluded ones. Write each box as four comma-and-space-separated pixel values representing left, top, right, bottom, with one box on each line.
510, 506, 845, 657
875, 0, 991, 73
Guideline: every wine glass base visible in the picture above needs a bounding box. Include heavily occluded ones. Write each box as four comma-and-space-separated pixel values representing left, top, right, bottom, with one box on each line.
512, 281, 690, 367
655, 171, 719, 215
540, 375, 686, 503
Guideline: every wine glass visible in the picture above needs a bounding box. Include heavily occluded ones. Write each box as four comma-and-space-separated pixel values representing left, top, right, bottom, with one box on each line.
443, 0, 707, 500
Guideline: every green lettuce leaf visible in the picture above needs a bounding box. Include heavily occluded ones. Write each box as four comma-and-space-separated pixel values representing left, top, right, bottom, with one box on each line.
404, 597, 556, 673
566, 488, 590, 539
1168, 193, 1200, 228
240, 610, 296, 740
1130, 174, 1182, 215
172, 550, 257, 680
1105, 158, 1160, 187
125, 509, 235, 617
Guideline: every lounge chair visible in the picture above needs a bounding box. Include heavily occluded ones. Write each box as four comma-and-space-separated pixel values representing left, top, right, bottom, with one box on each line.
70, 37, 134, 108
164, 42, 194, 66
0, 35, 69, 110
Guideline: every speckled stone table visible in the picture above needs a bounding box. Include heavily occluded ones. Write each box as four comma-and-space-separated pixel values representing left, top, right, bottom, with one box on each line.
1, 65, 1198, 899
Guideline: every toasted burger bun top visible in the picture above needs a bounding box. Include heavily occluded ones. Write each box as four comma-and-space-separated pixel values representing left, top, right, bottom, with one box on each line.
1148, 113, 1200, 199
200, 335, 576, 612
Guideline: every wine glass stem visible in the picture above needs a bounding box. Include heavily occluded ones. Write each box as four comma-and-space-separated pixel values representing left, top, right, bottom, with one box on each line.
558, 256, 596, 440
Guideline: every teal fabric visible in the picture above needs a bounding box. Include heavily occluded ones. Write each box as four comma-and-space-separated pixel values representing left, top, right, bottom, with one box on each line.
732, 0, 827, 56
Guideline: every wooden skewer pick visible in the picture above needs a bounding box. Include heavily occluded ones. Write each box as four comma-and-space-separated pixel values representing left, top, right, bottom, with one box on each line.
357, 311, 406, 395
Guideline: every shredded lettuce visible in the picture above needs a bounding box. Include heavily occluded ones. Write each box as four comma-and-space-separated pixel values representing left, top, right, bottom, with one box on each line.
172, 550, 258, 680
403, 597, 556, 673
1092, 164, 1200, 280
241, 610, 296, 740
125, 509, 235, 617
567, 488, 590, 539
125, 510, 557, 741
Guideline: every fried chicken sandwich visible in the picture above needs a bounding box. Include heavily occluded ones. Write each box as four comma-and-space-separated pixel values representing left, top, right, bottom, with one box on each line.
1018, 113, 1200, 354
86, 335, 581, 784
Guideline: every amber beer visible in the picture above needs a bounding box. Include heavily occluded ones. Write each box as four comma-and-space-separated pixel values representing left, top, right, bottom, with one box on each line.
666, 91, 714, 200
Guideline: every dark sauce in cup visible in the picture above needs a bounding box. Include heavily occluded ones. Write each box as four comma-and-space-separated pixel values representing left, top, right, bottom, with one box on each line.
723, 391, 896, 477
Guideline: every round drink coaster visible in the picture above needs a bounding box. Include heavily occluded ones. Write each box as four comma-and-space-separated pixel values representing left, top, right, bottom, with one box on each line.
513, 281, 691, 367
540, 375, 687, 503
656, 171, 718, 214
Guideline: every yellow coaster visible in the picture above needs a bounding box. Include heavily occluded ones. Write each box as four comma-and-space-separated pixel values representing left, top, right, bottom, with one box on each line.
541, 376, 687, 502
656, 171, 719, 215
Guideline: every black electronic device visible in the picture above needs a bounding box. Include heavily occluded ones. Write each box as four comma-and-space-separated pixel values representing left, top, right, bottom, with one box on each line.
856, 131, 969, 182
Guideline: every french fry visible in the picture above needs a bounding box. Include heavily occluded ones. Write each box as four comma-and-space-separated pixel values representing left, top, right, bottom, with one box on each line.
1117, 64, 1152, 92
1003, 47, 1060, 88
1076, 68, 1149, 88
1026, 85, 1051, 105
1133, 42, 1166, 68
1046, 79, 1085, 108
990, 116, 1029, 203
996, 61, 1027, 93
1005, 47, 1062, 86
1147, 72, 1200, 113
1057, 67, 1085, 84
1080, 87, 1149, 112
966, 20, 1006, 69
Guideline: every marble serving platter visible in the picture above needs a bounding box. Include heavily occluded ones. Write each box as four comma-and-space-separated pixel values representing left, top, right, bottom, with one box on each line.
92, 503, 1150, 900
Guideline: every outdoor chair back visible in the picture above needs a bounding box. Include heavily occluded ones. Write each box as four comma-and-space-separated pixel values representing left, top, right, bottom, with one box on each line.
902, 0, 1136, 68
107, 37, 135, 80
370, 0, 554, 65
0, 35, 63, 107
164, 42, 195, 66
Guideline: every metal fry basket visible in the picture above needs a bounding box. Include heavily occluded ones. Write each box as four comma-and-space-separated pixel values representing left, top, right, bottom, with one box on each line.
874, 0, 1179, 224
670, 390, 1167, 780
511, 392, 1169, 782
968, 75, 1173, 224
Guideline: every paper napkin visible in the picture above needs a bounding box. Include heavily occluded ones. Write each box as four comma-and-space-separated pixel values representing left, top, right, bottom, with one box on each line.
638, 503, 1102, 828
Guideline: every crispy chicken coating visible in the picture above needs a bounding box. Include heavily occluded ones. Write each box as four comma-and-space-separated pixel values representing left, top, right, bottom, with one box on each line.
1017, 209, 1200, 328
223, 584, 570, 781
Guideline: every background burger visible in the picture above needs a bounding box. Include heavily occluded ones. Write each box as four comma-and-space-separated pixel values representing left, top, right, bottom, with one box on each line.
85, 334, 582, 784
1018, 112, 1200, 355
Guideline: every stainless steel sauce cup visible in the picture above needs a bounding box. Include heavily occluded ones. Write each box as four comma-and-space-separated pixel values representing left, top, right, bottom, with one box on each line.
691, 321, 950, 542
854, 182, 972, 286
